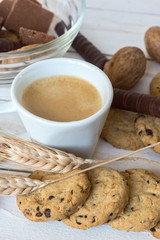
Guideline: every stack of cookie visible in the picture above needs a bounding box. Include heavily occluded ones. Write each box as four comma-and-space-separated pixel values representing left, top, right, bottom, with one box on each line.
16, 166, 160, 239
101, 107, 160, 154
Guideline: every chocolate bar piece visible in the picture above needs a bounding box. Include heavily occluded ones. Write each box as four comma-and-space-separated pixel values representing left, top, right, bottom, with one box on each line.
4, 0, 54, 33
0, 0, 41, 24
31, 0, 41, 6
19, 27, 56, 45
0, 0, 13, 23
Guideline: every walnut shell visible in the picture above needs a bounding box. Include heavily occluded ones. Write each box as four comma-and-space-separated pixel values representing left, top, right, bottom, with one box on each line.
103, 47, 146, 90
150, 72, 160, 96
144, 26, 160, 63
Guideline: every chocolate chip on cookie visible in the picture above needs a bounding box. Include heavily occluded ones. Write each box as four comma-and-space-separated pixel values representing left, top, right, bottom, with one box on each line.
17, 169, 91, 222
134, 114, 160, 153
149, 223, 160, 239
63, 167, 129, 230
109, 169, 160, 232
101, 108, 144, 150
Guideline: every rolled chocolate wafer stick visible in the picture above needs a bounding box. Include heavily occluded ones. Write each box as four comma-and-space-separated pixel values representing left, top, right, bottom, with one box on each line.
0, 38, 21, 52
112, 88, 160, 118
72, 32, 107, 70
55, 21, 107, 69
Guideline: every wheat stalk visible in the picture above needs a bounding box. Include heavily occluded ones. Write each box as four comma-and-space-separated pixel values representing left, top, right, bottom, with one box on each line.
1, 152, 160, 196
0, 133, 160, 196
0, 134, 94, 173
0, 173, 53, 196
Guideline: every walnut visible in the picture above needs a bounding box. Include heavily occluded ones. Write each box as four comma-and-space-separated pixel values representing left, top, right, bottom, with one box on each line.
145, 26, 160, 63
103, 47, 146, 90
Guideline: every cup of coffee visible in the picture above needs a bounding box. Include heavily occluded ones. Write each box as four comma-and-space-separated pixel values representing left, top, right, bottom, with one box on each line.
8, 58, 113, 158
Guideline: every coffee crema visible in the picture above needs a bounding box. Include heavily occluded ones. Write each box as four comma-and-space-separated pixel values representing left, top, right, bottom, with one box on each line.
22, 75, 102, 122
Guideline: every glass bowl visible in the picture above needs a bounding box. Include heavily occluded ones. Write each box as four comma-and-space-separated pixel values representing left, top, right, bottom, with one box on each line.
0, 0, 86, 84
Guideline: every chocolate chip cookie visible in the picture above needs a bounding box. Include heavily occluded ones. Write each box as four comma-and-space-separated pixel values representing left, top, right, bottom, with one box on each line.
150, 72, 160, 96
63, 167, 129, 230
17, 169, 91, 222
101, 108, 144, 150
134, 114, 160, 153
109, 169, 160, 232
0, 44, 42, 72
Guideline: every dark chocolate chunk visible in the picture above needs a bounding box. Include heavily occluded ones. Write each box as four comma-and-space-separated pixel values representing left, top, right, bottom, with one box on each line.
147, 180, 150, 184
150, 227, 156, 232
78, 215, 83, 218
60, 198, 64, 203
109, 213, 113, 216
19, 201, 21, 205
152, 193, 156, 196
138, 130, 143, 136
92, 216, 96, 223
84, 215, 87, 218
36, 212, 43, 217
131, 207, 134, 211
36, 206, 40, 211
44, 208, 51, 218
71, 190, 74, 195
146, 129, 153, 136
48, 195, 55, 200
134, 117, 138, 123
76, 220, 82, 225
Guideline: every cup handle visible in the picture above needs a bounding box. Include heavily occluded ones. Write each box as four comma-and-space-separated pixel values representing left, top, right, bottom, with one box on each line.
0, 101, 16, 113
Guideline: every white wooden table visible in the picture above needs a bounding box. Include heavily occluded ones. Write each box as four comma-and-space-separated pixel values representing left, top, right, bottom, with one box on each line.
0, 0, 160, 239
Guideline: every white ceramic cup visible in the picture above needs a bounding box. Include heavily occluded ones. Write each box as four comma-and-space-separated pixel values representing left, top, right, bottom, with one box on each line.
3, 58, 113, 158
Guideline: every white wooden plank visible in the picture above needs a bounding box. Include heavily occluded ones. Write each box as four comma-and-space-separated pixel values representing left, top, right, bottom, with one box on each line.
86, 0, 160, 15
80, 8, 160, 57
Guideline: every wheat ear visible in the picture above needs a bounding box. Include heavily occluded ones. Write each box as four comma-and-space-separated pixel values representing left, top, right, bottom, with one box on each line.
0, 134, 160, 174
0, 139, 160, 196
0, 173, 53, 196
0, 134, 94, 173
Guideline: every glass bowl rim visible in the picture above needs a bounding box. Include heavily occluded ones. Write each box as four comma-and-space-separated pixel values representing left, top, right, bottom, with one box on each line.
0, 0, 86, 57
